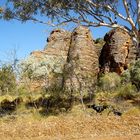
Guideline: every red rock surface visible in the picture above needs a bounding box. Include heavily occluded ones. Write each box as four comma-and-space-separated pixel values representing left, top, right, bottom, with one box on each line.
99, 28, 137, 74
64, 26, 99, 92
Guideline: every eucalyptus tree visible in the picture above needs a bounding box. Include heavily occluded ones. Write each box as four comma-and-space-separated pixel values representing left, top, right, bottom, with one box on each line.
1, 0, 140, 55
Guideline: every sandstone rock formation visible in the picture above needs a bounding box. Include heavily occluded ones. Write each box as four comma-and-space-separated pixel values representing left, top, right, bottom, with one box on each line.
44, 29, 71, 57
63, 26, 99, 92
21, 29, 71, 91
21, 27, 138, 92
99, 28, 137, 74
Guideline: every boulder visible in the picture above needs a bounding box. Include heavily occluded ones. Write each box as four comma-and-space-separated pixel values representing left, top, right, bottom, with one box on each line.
99, 28, 137, 74
63, 26, 99, 92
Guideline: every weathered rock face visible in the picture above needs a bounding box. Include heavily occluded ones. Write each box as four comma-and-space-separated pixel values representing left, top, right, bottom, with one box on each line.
63, 26, 99, 92
99, 28, 137, 74
44, 29, 71, 57
21, 29, 71, 91
21, 27, 138, 92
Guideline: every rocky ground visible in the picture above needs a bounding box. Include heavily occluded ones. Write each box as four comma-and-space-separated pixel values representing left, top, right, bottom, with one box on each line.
0, 109, 140, 140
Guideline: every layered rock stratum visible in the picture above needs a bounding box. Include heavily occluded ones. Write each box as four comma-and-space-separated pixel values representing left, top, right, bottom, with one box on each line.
63, 26, 98, 92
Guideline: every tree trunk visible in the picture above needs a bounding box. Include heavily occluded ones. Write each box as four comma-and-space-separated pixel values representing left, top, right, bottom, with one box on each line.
137, 30, 140, 58
137, 0, 140, 30
136, 0, 140, 58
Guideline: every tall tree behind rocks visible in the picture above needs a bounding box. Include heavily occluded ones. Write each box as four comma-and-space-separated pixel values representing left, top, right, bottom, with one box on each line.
99, 28, 137, 75
63, 26, 99, 94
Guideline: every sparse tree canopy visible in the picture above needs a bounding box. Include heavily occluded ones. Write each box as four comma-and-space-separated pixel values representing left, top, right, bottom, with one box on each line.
1, 0, 140, 54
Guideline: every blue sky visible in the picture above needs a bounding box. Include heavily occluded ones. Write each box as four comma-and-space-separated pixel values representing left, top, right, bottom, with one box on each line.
0, 19, 53, 62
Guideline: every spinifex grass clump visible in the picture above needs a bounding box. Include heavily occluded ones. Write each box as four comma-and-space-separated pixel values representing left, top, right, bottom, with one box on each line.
115, 83, 138, 100
98, 72, 121, 92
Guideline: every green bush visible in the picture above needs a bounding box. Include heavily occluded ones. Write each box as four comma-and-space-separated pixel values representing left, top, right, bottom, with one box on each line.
98, 72, 121, 92
116, 83, 137, 100
121, 70, 131, 84
130, 59, 140, 91
0, 65, 16, 94
95, 38, 105, 44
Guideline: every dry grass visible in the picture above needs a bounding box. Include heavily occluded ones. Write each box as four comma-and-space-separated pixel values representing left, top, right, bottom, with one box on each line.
0, 105, 140, 140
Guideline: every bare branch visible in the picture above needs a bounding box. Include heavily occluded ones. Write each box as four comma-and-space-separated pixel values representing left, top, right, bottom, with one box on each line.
123, 0, 136, 34
86, 0, 137, 37
30, 18, 56, 27
86, 0, 127, 21
123, 0, 131, 18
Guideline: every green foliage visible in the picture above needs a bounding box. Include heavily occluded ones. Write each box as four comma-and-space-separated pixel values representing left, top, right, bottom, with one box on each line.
0, 0, 123, 26
120, 70, 131, 84
1, 0, 117, 21
94, 38, 105, 50
0, 65, 16, 94
95, 38, 104, 44
17, 85, 30, 96
98, 72, 121, 92
20, 54, 64, 80
130, 60, 140, 91
116, 83, 137, 100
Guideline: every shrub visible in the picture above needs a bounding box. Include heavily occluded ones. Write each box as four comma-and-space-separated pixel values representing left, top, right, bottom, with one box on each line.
98, 72, 121, 92
116, 83, 137, 100
0, 65, 16, 94
130, 59, 140, 91
95, 38, 105, 45
121, 70, 131, 84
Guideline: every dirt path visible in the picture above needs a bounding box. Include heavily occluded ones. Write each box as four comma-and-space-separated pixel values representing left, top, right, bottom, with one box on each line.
82, 135, 140, 140
0, 114, 140, 140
